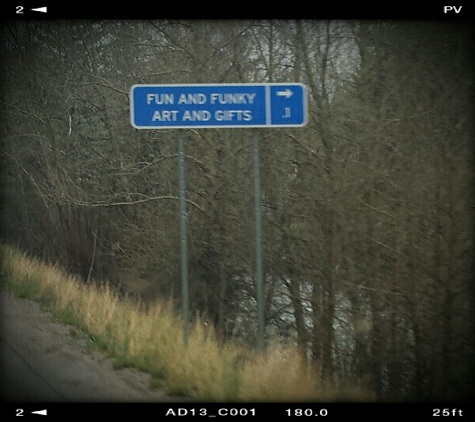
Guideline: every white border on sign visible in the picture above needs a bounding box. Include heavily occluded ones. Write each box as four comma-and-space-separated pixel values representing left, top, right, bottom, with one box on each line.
130, 83, 307, 129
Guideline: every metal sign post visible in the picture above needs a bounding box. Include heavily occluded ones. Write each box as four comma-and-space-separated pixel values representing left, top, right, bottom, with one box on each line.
178, 136, 189, 345
253, 132, 264, 350
131, 83, 307, 348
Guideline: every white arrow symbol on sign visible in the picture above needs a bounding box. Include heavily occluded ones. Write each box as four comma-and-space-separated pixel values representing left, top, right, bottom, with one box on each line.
277, 89, 293, 98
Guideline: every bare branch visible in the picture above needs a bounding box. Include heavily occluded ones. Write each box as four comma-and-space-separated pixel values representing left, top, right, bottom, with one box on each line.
112, 154, 205, 176
365, 235, 407, 256
56, 195, 204, 213
0, 100, 46, 123
360, 200, 398, 221
88, 75, 128, 96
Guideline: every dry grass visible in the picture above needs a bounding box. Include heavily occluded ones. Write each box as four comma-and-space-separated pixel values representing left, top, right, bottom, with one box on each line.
0, 244, 374, 401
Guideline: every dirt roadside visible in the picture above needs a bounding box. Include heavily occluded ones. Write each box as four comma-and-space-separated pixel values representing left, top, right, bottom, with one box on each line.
0, 291, 182, 402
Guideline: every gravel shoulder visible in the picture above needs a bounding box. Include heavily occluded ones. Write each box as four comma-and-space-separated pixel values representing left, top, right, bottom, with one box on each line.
0, 291, 181, 403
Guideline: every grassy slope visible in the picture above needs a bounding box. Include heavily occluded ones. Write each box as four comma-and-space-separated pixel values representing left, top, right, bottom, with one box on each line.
0, 244, 373, 401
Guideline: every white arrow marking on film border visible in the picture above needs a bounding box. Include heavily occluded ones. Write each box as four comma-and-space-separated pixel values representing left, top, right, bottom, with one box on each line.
277, 89, 293, 98
31, 7, 48, 13
31, 409, 47, 415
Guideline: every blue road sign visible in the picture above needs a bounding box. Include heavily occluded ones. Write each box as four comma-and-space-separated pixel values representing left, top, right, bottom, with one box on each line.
130, 83, 307, 129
